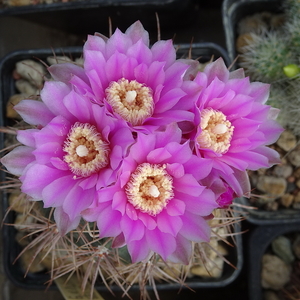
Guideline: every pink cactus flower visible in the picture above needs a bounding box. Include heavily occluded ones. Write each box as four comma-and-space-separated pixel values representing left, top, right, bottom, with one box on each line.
1, 82, 134, 235
76, 21, 199, 132
191, 57, 284, 197
82, 124, 218, 263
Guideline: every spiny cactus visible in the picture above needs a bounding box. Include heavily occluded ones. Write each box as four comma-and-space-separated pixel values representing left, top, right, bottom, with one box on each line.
239, 30, 294, 83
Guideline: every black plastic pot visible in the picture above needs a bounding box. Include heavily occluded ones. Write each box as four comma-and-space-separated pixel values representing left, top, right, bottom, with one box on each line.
222, 0, 283, 67
0, 0, 196, 35
248, 222, 300, 300
235, 197, 300, 225
0, 45, 242, 295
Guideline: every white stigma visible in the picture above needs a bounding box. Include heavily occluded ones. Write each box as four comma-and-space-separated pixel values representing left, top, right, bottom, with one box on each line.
149, 185, 160, 198
76, 145, 89, 157
212, 124, 228, 135
125, 90, 137, 104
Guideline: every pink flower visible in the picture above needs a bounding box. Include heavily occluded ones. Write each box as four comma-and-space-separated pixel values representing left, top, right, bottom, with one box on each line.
82, 124, 218, 263
190, 58, 284, 196
1, 81, 134, 235
68, 21, 198, 132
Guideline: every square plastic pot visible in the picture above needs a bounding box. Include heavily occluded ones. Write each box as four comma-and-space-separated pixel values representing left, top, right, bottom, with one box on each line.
247, 222, 300, 300
0, 45, 241, 294
222, 0, 283, 67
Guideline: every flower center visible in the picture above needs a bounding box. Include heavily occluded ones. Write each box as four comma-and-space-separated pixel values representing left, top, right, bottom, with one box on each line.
105, 78, 154, 126
126, 163, 173, 216
197, 109, 234, 154
63, 122, 110, 177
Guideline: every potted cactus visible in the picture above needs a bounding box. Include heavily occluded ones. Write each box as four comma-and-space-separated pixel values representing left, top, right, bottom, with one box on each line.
0, 20, 283, 299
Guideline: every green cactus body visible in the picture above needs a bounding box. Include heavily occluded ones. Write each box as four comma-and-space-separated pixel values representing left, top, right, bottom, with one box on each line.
240, 31, 294, 82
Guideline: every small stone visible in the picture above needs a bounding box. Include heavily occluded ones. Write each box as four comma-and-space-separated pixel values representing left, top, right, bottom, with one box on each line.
15, 79, 38, 96
261, 254, 291, 290
277, 130, 297, 152
237, 13, 269, 35
256, 176, 287, 197
270, 13, 285, 28
280, 194, 294, 208
190, 256, 224, 278
15, 232, 30, 247
292, 235, 300, 259
274, 164, 293, 178
75, 57, 84, 67
293, 167, 300, 178
14, 214, 35, 231
265, 201, 279, 211
271, 235, 295, 264
6, 94, 26, 119
6, 0, 31, 5
292, 202, 300, 209
294, 191, 300, 203
236, 33, 254, 53
9, 191, 27, 213
286, 181, 296, 193
19, 248, 46, 274
15, 59, 46, 87
264, 290, 281, 300
288, 145, 300, 167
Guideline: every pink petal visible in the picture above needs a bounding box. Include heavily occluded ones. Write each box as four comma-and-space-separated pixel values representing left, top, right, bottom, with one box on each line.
157, 210, 182, 236
167, 234, 192, 264
137, 211, 157, 230
40, 81, 73, 120
63, 90, 91, 123
155, 88, 186, 113
180, 213, 211, 243
151, 40, 176, 69
166, 199, 186, 216
21, 164, 65, 199
63, 184, 94, 220
54, 206, 81, 236
146, 147, 172, 164
166, 163, 185, 178
78, 173, 98, 190
127, 40, 152, 65
84, 34, 106, 52
125, 21, 149, 46
146, 61, 166, 89
17, 129, 38, 147
127, 236, 151, 263
146, 228, 176, 261
112, 190, 127, 214
1, 146, 35, 176
120, 213, 144, 243
134, 63, 148, 84
33, 142, 63, 164
48, 63, 89, 85
42, 175, 74, 207
204, 57, 229, 83
176, 189, 218, 216
106, 28, 132, 57
97, 205, 122, 238
14, 100, 55, 126
105, 52, 128, 83
173, 174, 204, 196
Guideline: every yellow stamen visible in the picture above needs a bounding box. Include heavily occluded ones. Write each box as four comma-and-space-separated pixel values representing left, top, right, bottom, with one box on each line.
197, 109, 234, 154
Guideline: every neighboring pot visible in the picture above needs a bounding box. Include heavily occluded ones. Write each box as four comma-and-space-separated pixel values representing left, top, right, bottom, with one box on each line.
248, 222, 300, 300
222, 0, 282, 67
